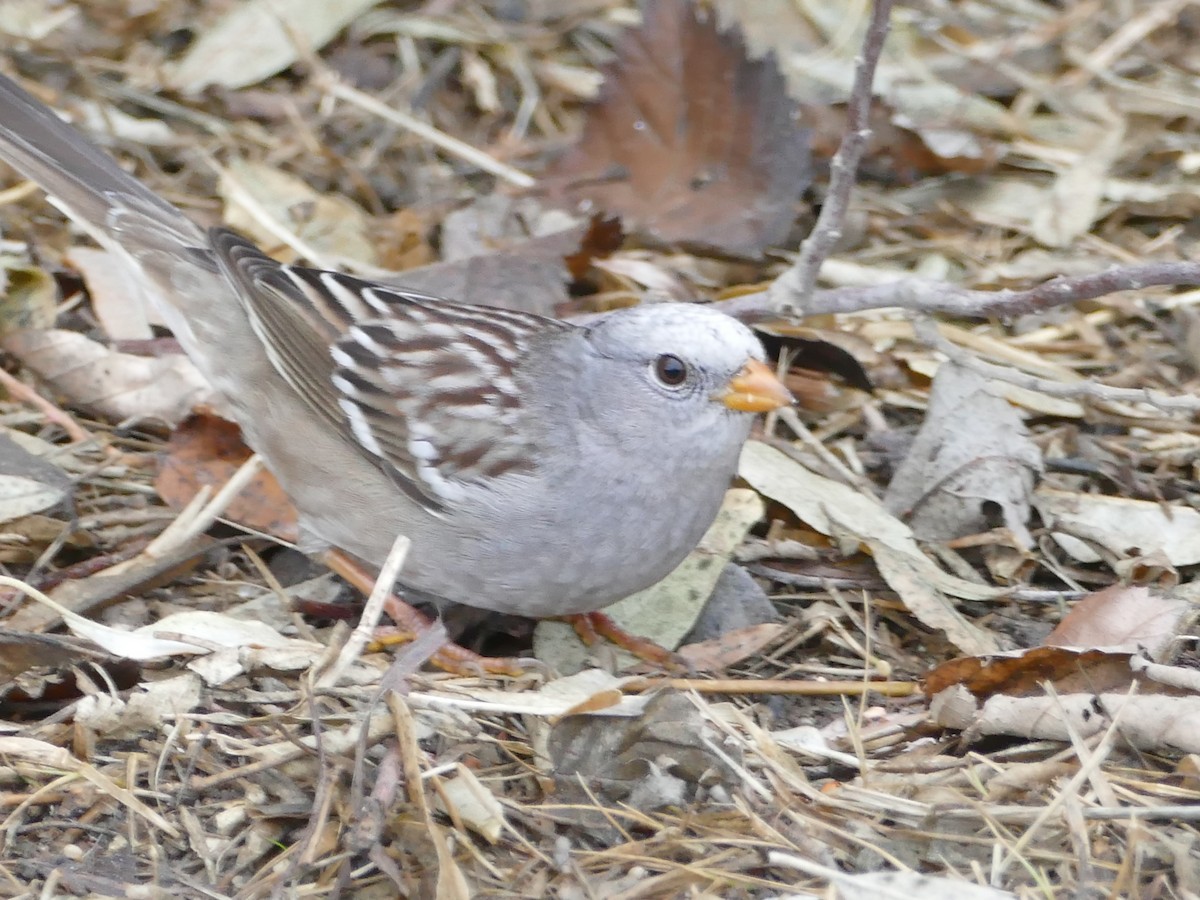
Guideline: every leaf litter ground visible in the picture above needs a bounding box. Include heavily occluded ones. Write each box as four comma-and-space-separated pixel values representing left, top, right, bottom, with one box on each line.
0, 1, 1199, 896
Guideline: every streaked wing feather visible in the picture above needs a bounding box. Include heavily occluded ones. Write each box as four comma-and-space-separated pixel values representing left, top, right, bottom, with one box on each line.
332, 305, 572, 504
209, 229, 571, 509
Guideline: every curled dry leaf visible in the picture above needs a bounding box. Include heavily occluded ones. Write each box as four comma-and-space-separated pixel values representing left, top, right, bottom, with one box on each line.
884, 362, 1042, 546
434, 765, 506, 845
924, 646, 1138, 699
1034, 487, 1200, 568
2, 328, 214, 426
925, 583, 1196, 710
541, 0, 810, 258
155, 411, 298, 542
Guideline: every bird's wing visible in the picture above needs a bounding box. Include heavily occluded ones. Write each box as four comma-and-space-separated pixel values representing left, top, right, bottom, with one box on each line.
210, 229, 571, 509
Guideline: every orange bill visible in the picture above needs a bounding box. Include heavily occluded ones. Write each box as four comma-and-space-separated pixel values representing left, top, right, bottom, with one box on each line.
717, 359, 793, 412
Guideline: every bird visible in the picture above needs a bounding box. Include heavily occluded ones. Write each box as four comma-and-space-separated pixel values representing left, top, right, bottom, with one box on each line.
0, 72, 792, 668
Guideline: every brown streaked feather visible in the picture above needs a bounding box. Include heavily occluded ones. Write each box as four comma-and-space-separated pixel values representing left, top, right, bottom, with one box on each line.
208, 228, 574, 509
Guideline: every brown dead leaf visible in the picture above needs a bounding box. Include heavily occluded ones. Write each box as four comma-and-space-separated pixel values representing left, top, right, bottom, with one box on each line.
155, 412, 298, 542
803, 101, 1002, 184
0, 631, 107, 687
541, 0, 810, 258
923, 646, 1136, 699
563, 215, 625, 280
925, 584, 1197, 699
1045, 584, 1194, 657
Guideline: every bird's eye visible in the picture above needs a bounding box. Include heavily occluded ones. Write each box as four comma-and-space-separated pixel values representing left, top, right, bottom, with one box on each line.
653, 353, 689, 387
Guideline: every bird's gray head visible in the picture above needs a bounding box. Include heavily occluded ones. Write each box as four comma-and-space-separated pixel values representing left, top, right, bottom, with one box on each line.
553, 303, 792, 446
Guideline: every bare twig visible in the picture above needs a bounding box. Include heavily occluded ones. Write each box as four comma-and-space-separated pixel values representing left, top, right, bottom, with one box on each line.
769, 0, 894, 313
732, 260, 1200, 322
0, 368, 90, 442
317, 533, 412, 689
916, 318, 1200, 412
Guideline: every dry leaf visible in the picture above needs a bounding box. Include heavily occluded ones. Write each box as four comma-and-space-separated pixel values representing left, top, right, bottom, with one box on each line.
14, 584, 318, 663
884, 363, 1042, 545
2, 328, 214, 426
542, 0, 810, 258
934, 690, 1200, 756
219, 159, 380, 267
0, 433, 70, 525
167, 0, 386, 92
924, 646, 1137, 699
393, 199, 619, 317
435, 765, 506, 845
1034, 487, 1200, 567
406, 669, 648, 719
827, 871, 1016, 900
678, 622, 784, 671
739, 440, 1003, 655
65, 246, 158, 340
1045, 584, 1194, 656
156, 411, 298, 542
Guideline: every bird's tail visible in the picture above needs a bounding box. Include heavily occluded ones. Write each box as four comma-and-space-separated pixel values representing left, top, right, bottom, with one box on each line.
0, 73, 202, 249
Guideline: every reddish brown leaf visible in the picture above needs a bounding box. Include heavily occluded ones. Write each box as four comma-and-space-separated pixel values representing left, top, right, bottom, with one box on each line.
923, 646, 1135, 699
803, 102, 1001, 184
541, 0, 810, 258
924, 584, 1196, 700
563, 215, 625, 280
155, 411, 298, 542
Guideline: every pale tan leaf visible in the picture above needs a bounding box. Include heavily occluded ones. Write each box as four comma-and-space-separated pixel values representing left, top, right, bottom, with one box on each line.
2, 328, 214, 426
167, 0, 386, 93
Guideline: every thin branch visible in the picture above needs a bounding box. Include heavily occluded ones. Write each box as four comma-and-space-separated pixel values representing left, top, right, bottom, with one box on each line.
769, 0, 894, 313
730, 260, 1200, 321
915, 318, 1200, 412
